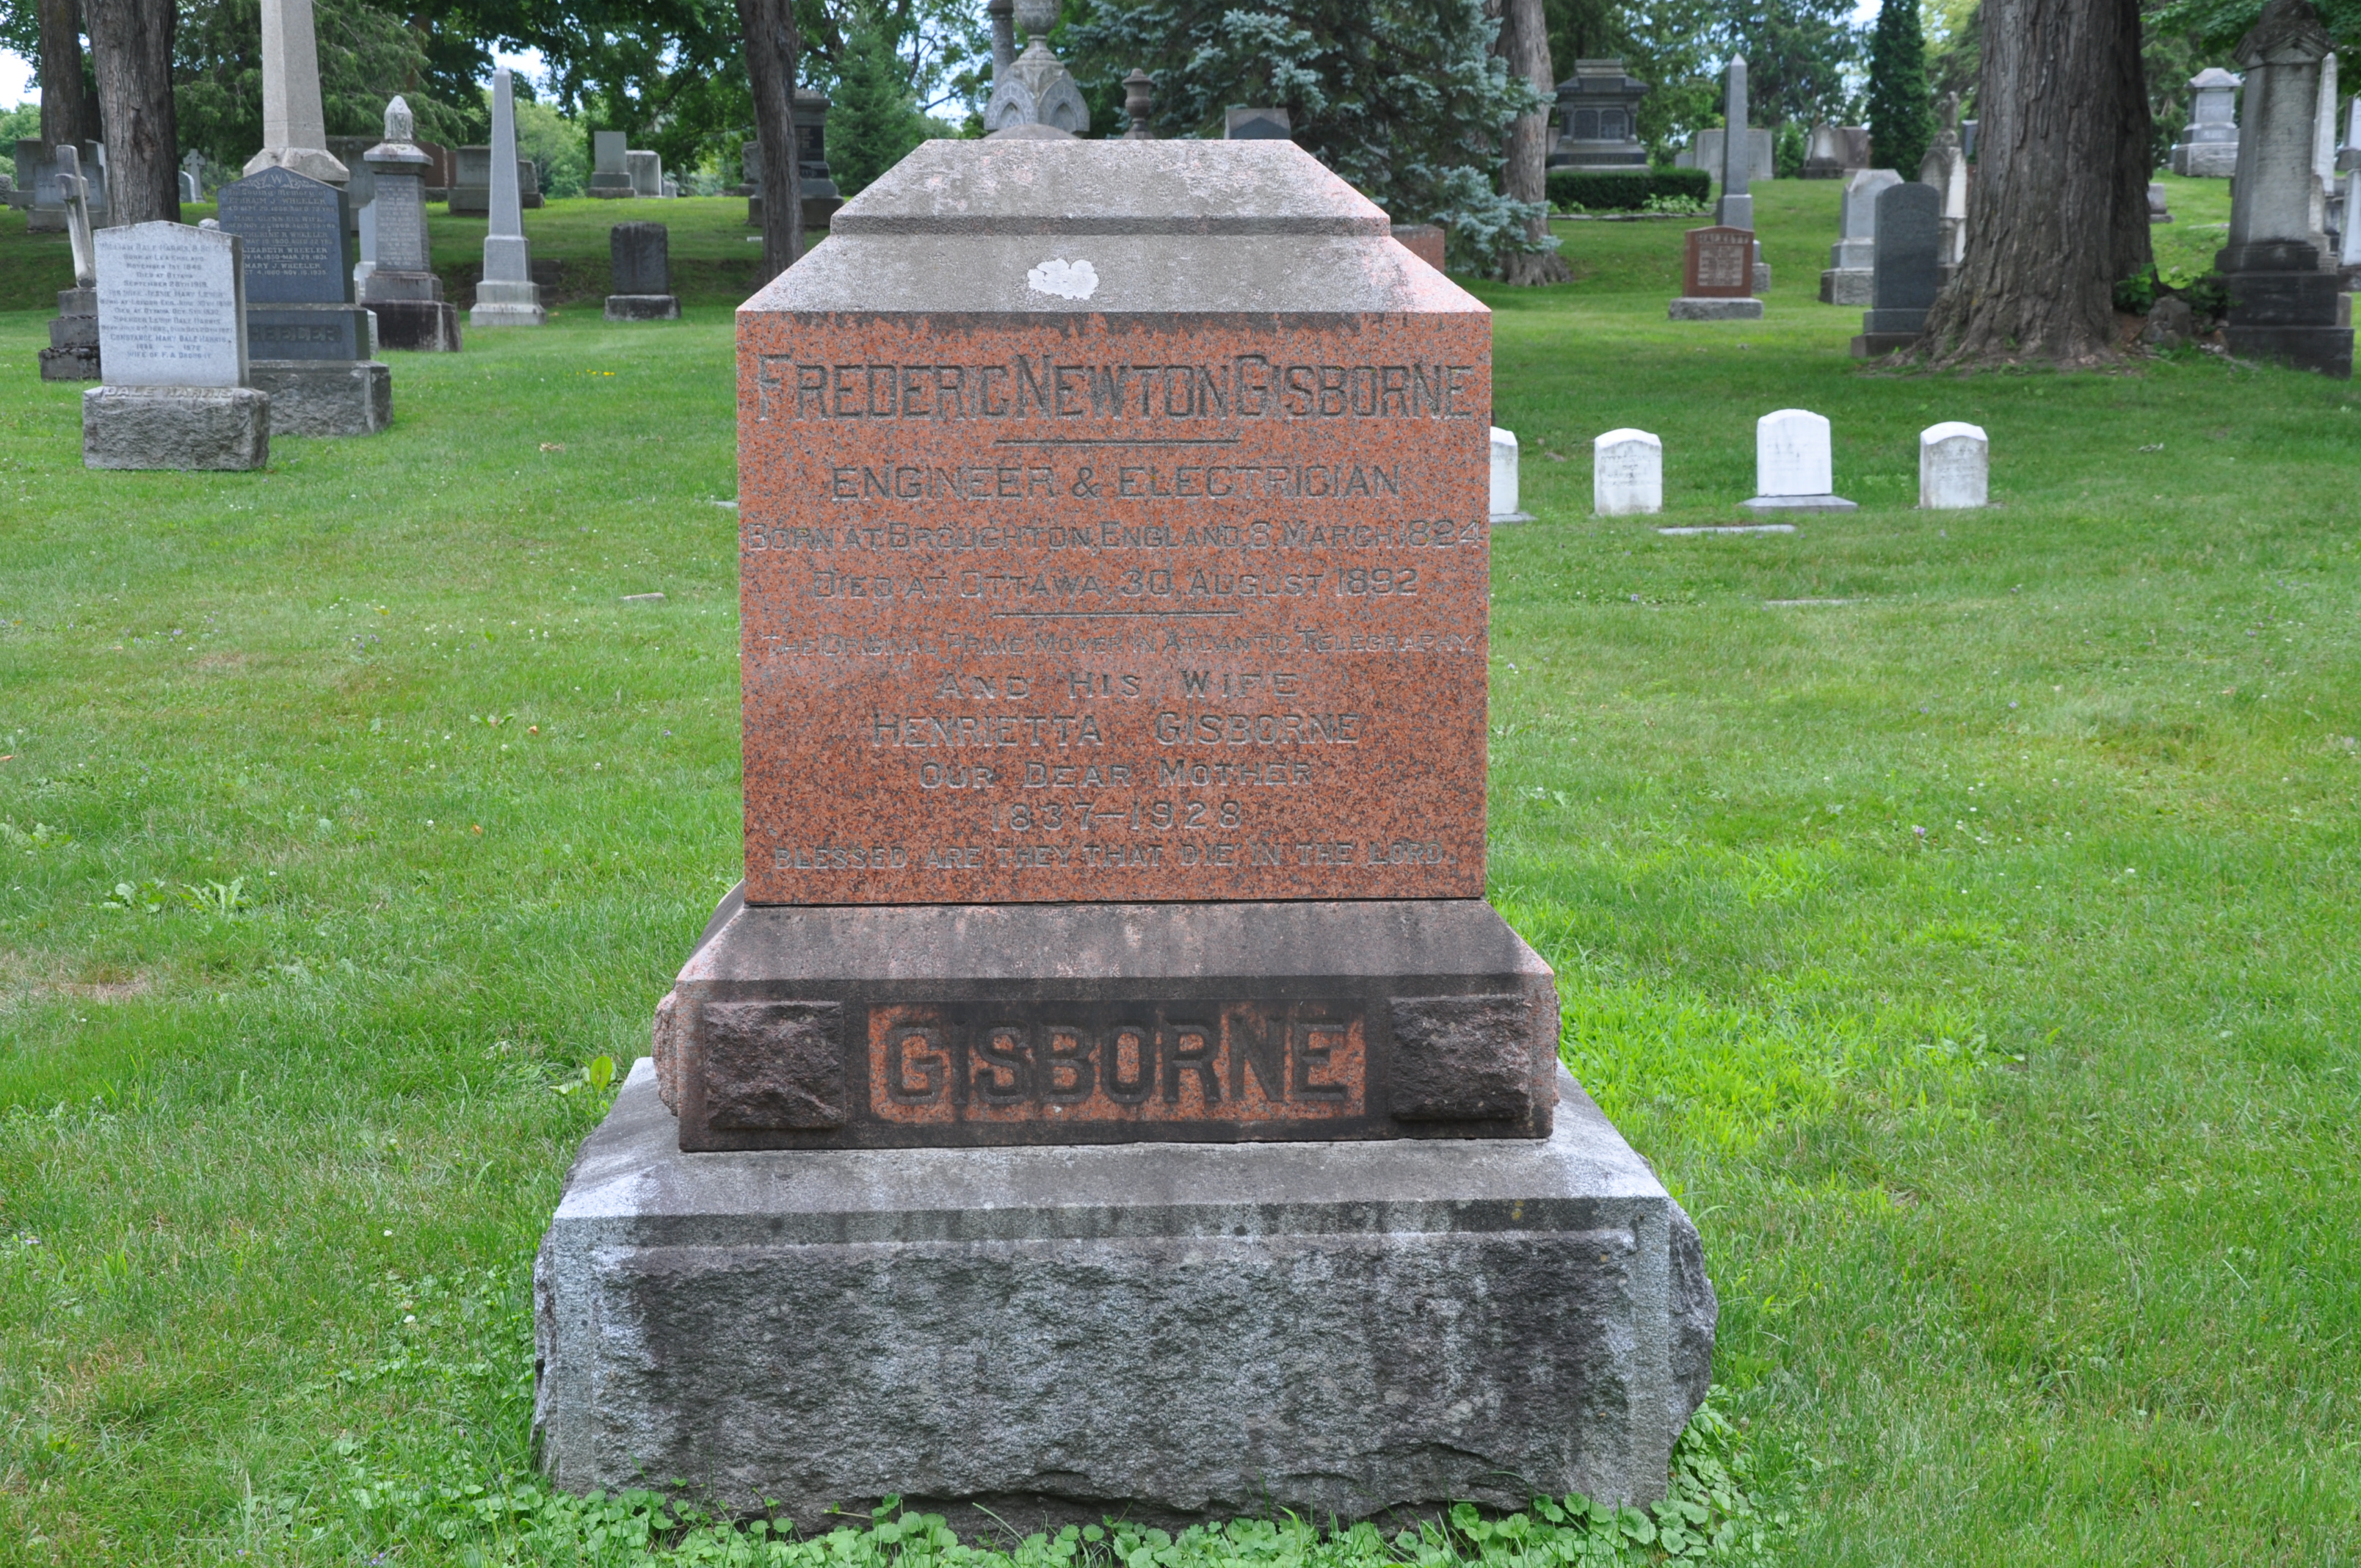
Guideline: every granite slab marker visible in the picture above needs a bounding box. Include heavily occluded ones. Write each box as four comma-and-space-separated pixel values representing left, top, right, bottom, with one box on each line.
534, 136, 1717, 1522
1742, 408, 1854, 512
1593, 428, 1661, 515
84, 222, 270, 470
590, 131, 634, 197
1669, 225, 1761, 320
1490, 427, 1531, 521
1851, 181, 1941, 357
605, 222, 680, 320
2172, 68, 2244, 177
1918, 421, 1988, 508
216, 164, 392, 434
1819, 167, 1898, 305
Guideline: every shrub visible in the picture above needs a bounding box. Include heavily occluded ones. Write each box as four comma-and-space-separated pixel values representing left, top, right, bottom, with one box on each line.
1545, 167, 1710, 212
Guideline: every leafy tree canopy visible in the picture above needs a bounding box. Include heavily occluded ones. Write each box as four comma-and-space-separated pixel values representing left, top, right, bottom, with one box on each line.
1069, 0, 1552, 275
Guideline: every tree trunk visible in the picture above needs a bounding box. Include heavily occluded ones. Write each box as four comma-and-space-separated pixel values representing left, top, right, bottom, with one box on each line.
37, 0, 99, 149
1495, 0, 1571, 284
739, 0, 805, 286
84, 0, 178, 225
1921, 0, 2153, 364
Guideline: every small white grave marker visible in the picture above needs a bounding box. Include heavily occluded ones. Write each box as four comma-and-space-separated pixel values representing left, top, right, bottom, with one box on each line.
1918, 421, 1988, 508
1592, 429, 1662, 515
1741, 408, 1855, 512
1490, 427, 1531, 521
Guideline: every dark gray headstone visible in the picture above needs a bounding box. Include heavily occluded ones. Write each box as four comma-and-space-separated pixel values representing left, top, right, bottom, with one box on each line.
1868, 181, 1941, 318
216, 166, 351, 304
611, 221, 670, 294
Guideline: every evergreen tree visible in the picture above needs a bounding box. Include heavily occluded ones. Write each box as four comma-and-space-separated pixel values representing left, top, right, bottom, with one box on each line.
827, 12, 929, 198
1865, 0, 1934, 178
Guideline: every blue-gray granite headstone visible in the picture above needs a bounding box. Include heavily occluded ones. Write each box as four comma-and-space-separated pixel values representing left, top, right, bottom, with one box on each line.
610, 222, 670, 294
1864, 181, 1941, 333
216, 167, 352, 304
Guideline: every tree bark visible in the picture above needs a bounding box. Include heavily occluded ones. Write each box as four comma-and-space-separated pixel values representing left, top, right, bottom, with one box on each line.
1495, 0, 1571, 284
1921, 0, 2153, 364
738, 0, 805, 286
37, 0, 100, 150
84, 0, 179, 225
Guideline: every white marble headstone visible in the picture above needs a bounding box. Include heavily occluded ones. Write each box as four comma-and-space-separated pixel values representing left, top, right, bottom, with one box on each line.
1489, 427, 1521, 519
1918, 421, 1988, 509
1593, 429, 1662, 515
95, 222, 248, 388
1755, 409, 1832, 498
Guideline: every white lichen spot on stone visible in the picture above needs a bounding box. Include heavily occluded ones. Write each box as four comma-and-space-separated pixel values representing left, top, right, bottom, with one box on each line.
1026, 258, 1099, 300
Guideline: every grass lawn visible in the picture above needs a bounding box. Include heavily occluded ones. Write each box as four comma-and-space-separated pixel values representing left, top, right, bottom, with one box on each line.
1, 174, 2357, 1566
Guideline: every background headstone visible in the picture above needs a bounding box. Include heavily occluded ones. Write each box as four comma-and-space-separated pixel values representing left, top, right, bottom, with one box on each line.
84, 222, 269, 470
1850, 181, 1940, 357
2217, 0, 2351, 377
1716, 57, 1753, 228
1669, 225, 1763, 319
472, 70, 546, 327
604, 221, 680, 320
1593, 428, 1662, 515
1490, 426, 1530, 520
39, 145, 101, 381
217, 164, 392, 433
359, 96, 460, 352
1820, 167, 1898, 305
1547, 59, 1648, 169
1801, 122, 1843, 178
1743, 407, 1854, 511
2172, 67, 2244, 177
590, 131, 634, 197
1919, 421, 1988, 508
626, 148, 663, 197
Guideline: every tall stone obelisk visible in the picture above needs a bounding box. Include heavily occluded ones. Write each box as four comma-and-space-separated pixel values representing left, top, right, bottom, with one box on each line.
471, 69, 546, 327
244, 0, 349, 186
1715, 57, 1751, 229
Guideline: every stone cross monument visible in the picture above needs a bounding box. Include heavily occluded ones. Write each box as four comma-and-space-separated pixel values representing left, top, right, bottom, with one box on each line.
2218, 0, 2351, 375
982, 0, 1089, 134
244, 0, 349, 186
471, 69, 546, 327
1716, 56, 1752, 228
534, 134, 1716, 1532
38, 145, 101, 381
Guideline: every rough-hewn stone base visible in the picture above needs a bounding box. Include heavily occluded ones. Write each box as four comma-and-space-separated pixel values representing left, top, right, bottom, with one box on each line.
534, 1058, 1716, 1531
82, 385, 270, 471
248, 360, 393, 437
39, 344, 100, 380
1667, 297, 1763, 321
604, 293, 681, 321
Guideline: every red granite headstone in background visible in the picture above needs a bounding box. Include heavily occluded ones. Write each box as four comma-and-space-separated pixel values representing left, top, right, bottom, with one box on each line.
1682, 225, 1756, 298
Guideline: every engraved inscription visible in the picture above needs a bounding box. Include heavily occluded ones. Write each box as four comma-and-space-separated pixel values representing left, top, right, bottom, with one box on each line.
868, 1003, 1364, 1124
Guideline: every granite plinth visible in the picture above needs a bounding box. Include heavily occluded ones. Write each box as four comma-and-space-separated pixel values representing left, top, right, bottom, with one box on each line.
2224, 322, 2354, 375
1818, 267, 1872, 305
82, 385, 270, 470
603, 293, 681, 321
736, 139, 1492, 907
533, 1056, 1717, 1528
248, 360, 393, 435
471, 276, 545, 327
656, 889, 1560, 1151
1850, 331, 1923, 357
247, 302, 372, 360
1668, 297, 1763, 320
41, 291, 101, 380
373, 298, 462, 351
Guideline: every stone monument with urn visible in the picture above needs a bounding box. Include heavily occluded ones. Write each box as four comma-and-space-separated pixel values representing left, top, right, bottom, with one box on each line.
534, 134, 1716, 1530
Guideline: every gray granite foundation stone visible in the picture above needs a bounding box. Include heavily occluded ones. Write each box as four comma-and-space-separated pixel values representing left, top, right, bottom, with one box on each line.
81, 385, 271, 471
604, 293, 681, 321
534, 1057, 1715, 1530
248, 360, 393, 436
1667, 297, 1763, 321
